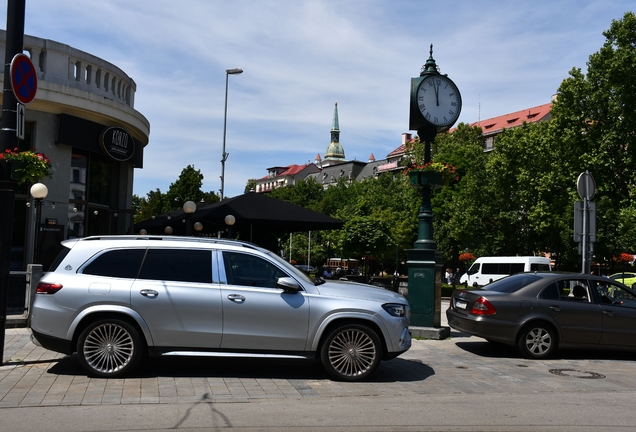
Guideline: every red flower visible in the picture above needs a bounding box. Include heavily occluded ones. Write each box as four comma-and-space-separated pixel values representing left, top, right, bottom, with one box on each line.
459, 253, 475, 262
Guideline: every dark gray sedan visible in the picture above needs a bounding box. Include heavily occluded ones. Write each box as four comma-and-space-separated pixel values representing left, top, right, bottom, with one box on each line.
446, 272, 636, 359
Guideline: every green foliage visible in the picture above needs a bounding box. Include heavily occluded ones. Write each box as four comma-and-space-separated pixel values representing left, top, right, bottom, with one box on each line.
244, 179, 257, 194
134, 165, 219, 222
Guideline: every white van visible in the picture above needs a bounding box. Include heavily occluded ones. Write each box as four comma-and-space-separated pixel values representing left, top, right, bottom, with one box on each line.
459, 256, 551, 287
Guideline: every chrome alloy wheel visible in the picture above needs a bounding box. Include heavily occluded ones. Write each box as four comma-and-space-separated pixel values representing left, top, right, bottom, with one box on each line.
82, 322, 135, 375
326, 327, 378, 378
518, 323, 558, 359
523, 328, 551, 355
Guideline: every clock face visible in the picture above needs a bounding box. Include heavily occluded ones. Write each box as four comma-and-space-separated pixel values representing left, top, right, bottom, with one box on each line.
416, 75, 462, 127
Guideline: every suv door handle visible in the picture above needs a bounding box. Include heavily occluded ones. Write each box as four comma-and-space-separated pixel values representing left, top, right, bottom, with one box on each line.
227, 294, 245, 303
140, 289, 159, 298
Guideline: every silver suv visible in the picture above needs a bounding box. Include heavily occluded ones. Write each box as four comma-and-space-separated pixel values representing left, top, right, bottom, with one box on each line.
31, 236, 411, 381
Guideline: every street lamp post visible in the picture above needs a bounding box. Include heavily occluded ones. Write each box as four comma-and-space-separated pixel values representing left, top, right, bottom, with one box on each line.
220, 68, 243, 200
30, 183, 48, 264
224, 214, 236, 239
182, 200, 196, 236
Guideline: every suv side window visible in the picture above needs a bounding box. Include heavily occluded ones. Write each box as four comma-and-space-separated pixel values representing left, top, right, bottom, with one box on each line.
82, 249, 145, 278
138, 249, 212, 283
222, 251, 287, 288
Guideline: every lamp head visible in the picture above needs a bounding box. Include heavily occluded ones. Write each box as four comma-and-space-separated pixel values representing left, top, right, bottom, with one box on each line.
183, 200, 197, 214
225, 214, 236, 226
30, 183, 48, 199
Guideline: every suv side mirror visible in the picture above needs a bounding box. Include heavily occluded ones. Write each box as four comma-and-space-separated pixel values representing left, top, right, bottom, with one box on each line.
277, 277, 301, 293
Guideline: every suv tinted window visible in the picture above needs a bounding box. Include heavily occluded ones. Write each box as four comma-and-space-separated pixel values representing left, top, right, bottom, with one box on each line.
138, 249, 212, 283
223, 251, 287, 288
82, 249, 145, 278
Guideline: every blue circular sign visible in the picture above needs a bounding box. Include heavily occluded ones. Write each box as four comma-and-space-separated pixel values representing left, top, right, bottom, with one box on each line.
11, 53, 38, 104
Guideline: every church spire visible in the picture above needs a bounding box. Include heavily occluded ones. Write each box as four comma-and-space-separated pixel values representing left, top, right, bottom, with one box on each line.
332, 102, 339, 133
324, 102, 345, 163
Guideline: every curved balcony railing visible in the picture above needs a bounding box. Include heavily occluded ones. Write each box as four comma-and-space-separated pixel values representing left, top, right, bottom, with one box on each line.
1, 30, 136, 108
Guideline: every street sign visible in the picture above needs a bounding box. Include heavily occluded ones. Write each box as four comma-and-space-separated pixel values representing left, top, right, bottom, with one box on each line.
577, 171, 596, 200
10, 53, 38, 104
573, 201, 596, 243
16, 103, 25, 140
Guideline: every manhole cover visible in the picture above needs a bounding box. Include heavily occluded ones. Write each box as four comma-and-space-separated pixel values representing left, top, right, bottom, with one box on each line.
549, 368, 605, 379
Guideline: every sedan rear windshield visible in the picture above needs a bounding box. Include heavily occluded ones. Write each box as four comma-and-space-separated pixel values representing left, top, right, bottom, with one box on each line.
482, 274, 542, 293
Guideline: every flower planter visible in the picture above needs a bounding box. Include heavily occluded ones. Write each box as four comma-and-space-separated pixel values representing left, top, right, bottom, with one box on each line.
408, 171, 444, 187
9, 161, 25, 182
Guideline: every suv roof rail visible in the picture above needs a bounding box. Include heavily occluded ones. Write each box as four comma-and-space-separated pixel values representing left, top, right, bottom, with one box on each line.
80, 235, 259, 250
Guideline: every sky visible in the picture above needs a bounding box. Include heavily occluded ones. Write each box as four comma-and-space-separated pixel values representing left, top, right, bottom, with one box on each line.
3, 0, 634, 199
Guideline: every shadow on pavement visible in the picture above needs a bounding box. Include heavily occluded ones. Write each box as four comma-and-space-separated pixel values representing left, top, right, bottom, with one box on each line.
47, 354, 434, 383
454, 339, 636, 361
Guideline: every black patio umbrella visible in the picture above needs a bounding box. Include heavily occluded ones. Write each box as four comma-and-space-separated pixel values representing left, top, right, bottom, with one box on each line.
134, 192, 344, 241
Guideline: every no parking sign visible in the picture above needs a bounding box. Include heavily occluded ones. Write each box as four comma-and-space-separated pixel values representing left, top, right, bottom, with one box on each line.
10, 53, 38, 104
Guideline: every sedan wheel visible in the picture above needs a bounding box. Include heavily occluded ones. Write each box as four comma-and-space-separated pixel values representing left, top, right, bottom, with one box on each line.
517, 323, 556, 359
321, 324, 382, 381
77, 319, 142, 377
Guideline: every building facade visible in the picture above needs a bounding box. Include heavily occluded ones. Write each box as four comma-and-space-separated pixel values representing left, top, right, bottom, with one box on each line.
1, 31, 150, 272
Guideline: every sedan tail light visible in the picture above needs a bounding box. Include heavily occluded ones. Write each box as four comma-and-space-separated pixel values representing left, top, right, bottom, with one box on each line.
471, 297, 496, 315
36, 282, 63, 295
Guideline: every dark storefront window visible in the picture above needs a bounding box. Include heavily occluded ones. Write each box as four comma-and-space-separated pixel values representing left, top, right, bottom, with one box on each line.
68, 149, 129, 238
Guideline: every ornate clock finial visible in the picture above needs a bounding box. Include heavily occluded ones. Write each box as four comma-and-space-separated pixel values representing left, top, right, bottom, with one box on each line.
421, 43, 439, 76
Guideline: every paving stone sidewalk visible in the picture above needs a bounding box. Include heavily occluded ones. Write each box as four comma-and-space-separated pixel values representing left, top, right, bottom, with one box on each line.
4, 322, 636, 408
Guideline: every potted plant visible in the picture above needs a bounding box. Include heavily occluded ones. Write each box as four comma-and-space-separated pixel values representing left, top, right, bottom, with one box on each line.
0, 148, 52, 184
403, 161, 458, 187
401, 136, 458, 187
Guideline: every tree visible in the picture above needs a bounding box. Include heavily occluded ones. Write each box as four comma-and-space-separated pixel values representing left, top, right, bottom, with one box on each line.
427, 124, 488, 263
164, 165, 205, 211
134, 165, 219, 222
548, 11, 636, 269
133, 188, 167, 222
244, 179, 257, 194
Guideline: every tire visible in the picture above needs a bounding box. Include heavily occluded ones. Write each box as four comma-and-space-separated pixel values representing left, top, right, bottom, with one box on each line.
77, 318, 143, 378
517, 323, 557, 359
320, 323, 382, 381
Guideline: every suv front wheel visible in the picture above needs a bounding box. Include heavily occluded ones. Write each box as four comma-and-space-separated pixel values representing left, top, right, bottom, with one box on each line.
77, 318, 143, 377
320, 323, 382, 381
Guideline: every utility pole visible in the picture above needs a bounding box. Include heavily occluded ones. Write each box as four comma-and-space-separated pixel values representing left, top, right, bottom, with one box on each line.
0, 0, 26, 365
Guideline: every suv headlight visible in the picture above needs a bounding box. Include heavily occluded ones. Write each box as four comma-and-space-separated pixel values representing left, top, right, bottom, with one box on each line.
382, 303, 407, 317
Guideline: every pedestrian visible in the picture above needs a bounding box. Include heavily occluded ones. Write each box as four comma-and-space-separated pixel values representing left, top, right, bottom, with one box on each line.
445, 268, 452, 284
322, 266, 333, 279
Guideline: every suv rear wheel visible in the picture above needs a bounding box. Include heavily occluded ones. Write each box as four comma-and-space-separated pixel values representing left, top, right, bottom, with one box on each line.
77, 318, 143, 377
320, 323, 381, 381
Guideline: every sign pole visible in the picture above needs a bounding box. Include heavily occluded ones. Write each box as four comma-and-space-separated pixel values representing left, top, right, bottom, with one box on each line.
0, 0, 26, 365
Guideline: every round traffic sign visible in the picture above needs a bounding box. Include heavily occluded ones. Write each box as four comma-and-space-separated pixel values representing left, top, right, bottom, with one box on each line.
577, 171, 596, 200
10, 53, 38, 104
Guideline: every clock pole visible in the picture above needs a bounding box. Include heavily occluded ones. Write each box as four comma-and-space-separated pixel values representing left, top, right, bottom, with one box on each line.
406, 45, 461, 332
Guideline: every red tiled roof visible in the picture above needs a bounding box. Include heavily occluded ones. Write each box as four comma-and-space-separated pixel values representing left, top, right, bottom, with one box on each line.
386, 103, 553, 157
387, 144, 407, 157
470, 103, 552, 135
282, 164, 310, 176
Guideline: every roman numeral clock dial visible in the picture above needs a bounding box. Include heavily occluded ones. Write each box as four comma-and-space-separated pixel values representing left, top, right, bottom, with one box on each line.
417, 74, 461, 128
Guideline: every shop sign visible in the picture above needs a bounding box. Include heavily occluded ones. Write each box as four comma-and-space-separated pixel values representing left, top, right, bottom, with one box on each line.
100, 126, 135, 162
